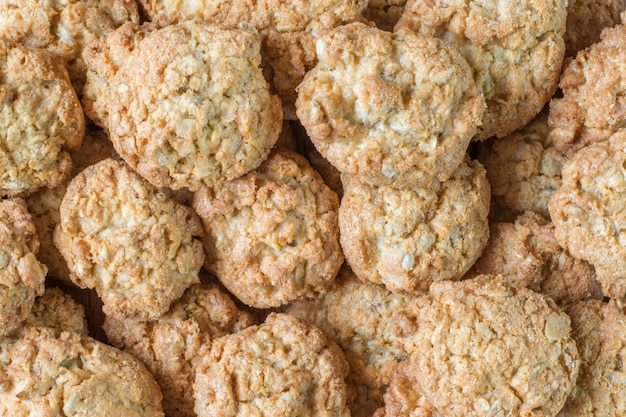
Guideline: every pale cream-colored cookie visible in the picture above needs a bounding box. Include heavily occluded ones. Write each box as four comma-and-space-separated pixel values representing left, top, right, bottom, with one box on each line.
363, 0, 407, 31
0, 327, 165, 416
54, 158, 205, 321
103, 281, 259, 417
339, 159, 490, 293
193, 312, 351, 417
380, 275, 580, 417
193, 148, 343, 308
549, 130, 626, 299
0, 41, 84, 196
396, 0, 567, 141
0, 199, 46, 338
297, 22, 485, 187
564, 0, 625, 57
107, 22, 282, 191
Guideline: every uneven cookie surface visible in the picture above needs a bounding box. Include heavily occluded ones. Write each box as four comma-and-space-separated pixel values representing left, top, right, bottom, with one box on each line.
564, 0, 626, 57
363, 0, 407, 31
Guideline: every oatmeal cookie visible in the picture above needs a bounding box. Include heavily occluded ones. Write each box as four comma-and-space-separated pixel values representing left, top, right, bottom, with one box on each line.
193, 148, 343, 308
549, 17, 626, 157
104, 281, 259, 417
107, 22, 282, 191
0, 199, 46, 338
0, 41, 84, 196
549, 130, 626, 299
564, 0, 625, 57
297, 22, 485, 187
0, 327, 164, 416
193, 313, 351, 417
381, 275, 580, 417
54, 158, 205, 321
339, 159, 490, 293
363, 0, 407, 32
25, 287, 88, 337
396, 0, 567, 141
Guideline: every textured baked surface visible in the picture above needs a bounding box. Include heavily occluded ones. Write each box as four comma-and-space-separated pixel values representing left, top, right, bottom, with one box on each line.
382, 276, 580, 417
193, 313, 351, 417
297, 22, 484, 187
54, 158, 204, 321
107, 22, 282, 191
0, 41, 84, 196
24, 287, 88, 337
397, 0, 567, 141
104, 282, 259, 417
193, 149, 343, 308
339, 159, 490, 293
286, 265, 415, 417
564, 0, 625, 57
363, 0, 407, 31
0, 199, 46, 338
549, 130, 626, 299
0, 327, 165, 417
549, 18, 626, 157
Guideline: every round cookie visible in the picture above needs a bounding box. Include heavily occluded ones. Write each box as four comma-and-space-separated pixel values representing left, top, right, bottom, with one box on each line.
396, 0, 567, 141
296, 22, 485, 188
549, 130, 626, 299
0, 199, 46, 338
564, 0, 626, 57
192, 148, 343, 308
107, 22, 282, 191
0, 41, 84, 196
104, 281, 259, 417
363, 0, 407, 32
549, 17, 626, 157
0, 327, 164, 417
193, 313, 351, 417
381, 276, 580, 417
54, 158, 205, 321
339, 159, 490, 293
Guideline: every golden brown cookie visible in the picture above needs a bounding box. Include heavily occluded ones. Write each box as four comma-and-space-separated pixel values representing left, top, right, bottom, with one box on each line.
339, 159, 490, 293
193, 312, 351, 417
54, 158, 205, 321
193, 148, 343, 308
106, 22, 282, 191
103, 282, 259, 417
297, 22, 485, 188
564, 0, 626, 57
549, 130, 626, 299
396, 0, 567, 141
363, 0, 407, 31
381, 275, 580, 417
0, 41, 84, 196
24, 287, 88, 337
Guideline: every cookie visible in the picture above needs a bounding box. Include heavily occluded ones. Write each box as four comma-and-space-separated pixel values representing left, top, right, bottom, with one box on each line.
549, 130, 626, 299
564, 0, 626, 57
0, 199, 46, 338
106, 22, 282, 191
339, 159, 490, 293
470, 211, 602, 307
396, 0, 567, 141
0, 327, 164, 416
363, 0, 407, 31
0, 41, 84, 196
381, 275, 580, 417
193, 312, 351, 417
24, 287, 88, 337
297, 22, 485, 187
54, 158, 205, 321
549, 16, 626, 157
192, 148, 343, 308
103, 281, 259, 417
286, 265, 416, 417
477, 110, 566, 222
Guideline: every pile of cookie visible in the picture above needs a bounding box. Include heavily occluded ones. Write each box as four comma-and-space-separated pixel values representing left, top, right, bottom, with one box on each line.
1, 0, 626, 416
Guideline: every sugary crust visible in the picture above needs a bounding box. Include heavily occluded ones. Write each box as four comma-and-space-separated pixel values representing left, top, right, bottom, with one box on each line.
558, 300, 626, 416
383, 276, 580, 417
25, 287, 88, 336
396, 0, 567, 141
0, 41, 84, 196
0, 327, 165, 417
54, 158, 204, 321
193, 149, 343, 308
339, 159, 490, 293
564, 0, 625, 57
104, 282, 258, 417
549, 19, 626, 157
193, 313, 351, 417
549, 130, 626, 299
107, 22, 282, 191
0, 199, 46, 338
363, 0, 407, 31
297, 22, 484, 187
